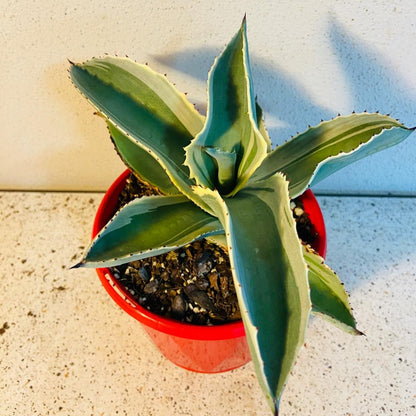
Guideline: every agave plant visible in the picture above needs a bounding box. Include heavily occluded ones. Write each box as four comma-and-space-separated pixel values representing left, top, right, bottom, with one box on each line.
70, 18, 414, 415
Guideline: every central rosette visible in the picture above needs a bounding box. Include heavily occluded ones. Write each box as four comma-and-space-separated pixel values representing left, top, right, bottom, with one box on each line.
184, 20, 267, 197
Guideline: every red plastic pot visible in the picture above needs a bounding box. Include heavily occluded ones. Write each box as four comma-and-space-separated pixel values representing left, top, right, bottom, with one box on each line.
93, 169, 327, 373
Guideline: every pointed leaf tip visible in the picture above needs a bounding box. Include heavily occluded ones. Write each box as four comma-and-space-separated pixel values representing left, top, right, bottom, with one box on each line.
253, 112, 414, 198
69, 261, 85, 270
274, 400, 280, 416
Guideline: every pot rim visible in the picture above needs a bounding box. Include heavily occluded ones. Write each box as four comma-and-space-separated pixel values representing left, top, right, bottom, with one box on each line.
93, 169, 326, 341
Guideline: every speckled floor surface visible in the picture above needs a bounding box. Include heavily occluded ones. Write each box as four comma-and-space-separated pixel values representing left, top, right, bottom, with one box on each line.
1, 191, 415, 415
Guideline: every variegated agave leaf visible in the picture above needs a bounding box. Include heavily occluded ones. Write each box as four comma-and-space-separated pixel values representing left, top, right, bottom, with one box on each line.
252, 113, 414, 198
70, 57, 213, 214
71, 17, 414, 416
184, 18, 268, 197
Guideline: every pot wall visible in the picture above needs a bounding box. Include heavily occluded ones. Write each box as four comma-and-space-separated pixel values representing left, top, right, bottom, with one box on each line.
94, 169, 326, 372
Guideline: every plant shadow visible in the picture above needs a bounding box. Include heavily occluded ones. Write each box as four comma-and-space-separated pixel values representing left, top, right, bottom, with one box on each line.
328, 19, 416, 125
153, 48, 334, 145
153, 18, 416, 290
155, 18, 416, 134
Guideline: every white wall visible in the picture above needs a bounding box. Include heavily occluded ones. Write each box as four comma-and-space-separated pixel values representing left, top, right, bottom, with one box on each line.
1, 0, 416, 193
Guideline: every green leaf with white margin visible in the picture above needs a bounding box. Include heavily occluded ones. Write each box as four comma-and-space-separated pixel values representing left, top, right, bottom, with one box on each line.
203, 147, 238, 192
252, 113, 415, 198
106, 100, 269, 194
184, 18, 267, 196
256, 100, 272, 152
208, 234, 360, 335
74, 195, 222, 268
303, 245, 362, 335
107, 122, 179, 195
69, 57, 215, 214
193, 174, 310, 414
105, 99, 270, 195
205, 233, 228, 249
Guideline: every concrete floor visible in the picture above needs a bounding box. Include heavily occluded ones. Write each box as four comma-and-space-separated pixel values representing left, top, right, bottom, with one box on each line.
1, 191, 415, 415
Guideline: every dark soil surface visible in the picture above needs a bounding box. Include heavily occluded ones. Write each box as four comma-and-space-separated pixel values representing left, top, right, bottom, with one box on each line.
109, 173, 317, 326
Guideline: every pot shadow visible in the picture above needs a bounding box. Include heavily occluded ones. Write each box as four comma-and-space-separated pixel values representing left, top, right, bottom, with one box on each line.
153, 18, 416, 292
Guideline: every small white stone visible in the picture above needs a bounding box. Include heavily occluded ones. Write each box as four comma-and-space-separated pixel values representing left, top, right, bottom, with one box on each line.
294, 207, 304, 216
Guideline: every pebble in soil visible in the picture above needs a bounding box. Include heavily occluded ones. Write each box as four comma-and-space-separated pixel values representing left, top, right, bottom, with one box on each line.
111, 238, 239, 325
109, 173, 317, 326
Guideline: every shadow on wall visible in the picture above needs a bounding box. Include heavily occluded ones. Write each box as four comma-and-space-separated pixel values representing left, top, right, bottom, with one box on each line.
154, 18, 416, 143
328, 19, 416, 125
153, 47, 334, 145
40, 63, 124, 191
153, 18, 416, 289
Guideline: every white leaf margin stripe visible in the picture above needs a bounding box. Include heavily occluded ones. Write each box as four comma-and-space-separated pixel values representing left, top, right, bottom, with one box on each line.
191, 175, 310, 411
306, 126, 413, 192
82, 57, 205, 136
294, 125, 414, 197
78, 195, 223, 268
